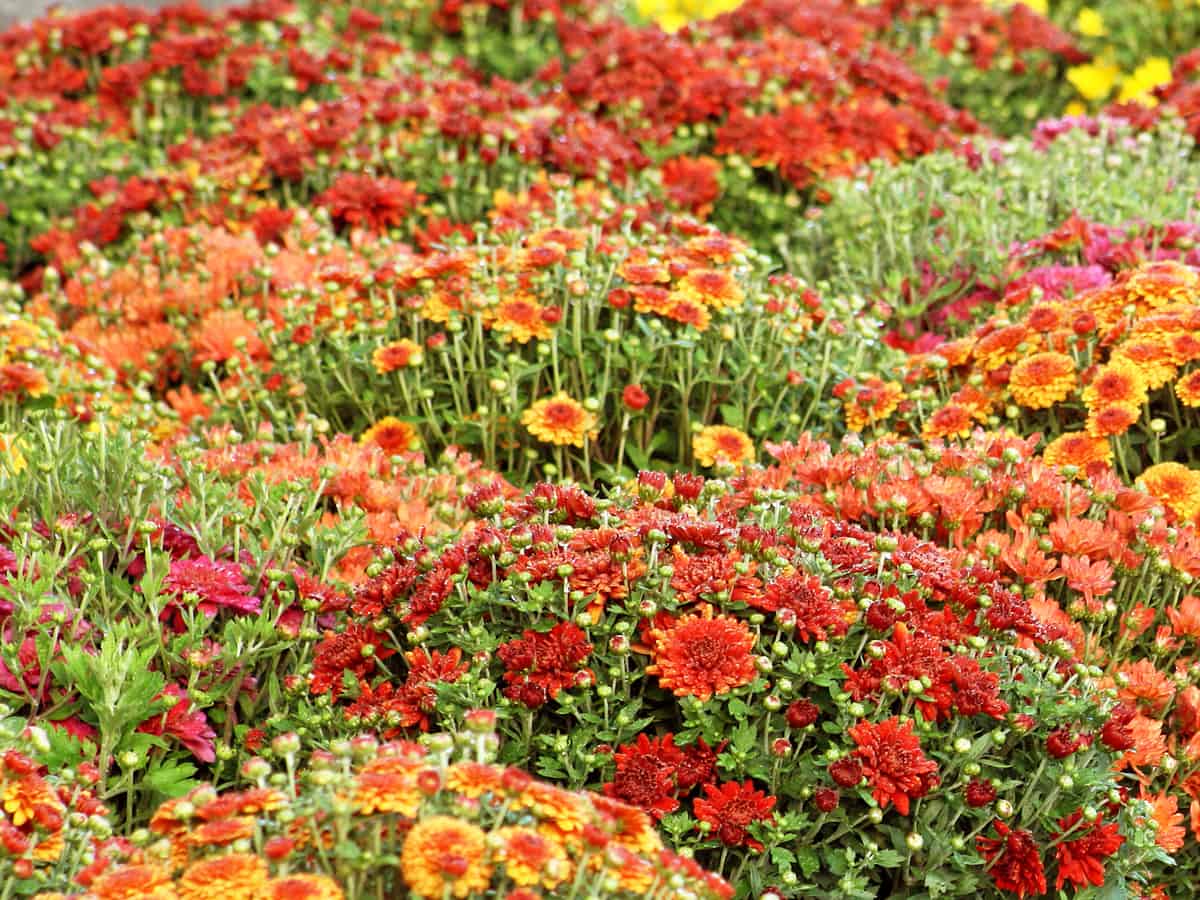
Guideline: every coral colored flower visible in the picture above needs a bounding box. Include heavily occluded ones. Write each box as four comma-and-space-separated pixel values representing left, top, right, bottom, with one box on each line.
360, 417, 419, 455
693, 780, 776, 852
976, 821, 1047, 898
848, 717, 939, 815
1167, 594, 1200, 639
1052, 810, 1124, 889
318, 173, 422, 233
642, 605, 757, 701
1141, 791, 1186, 852
177, 853, 268, 900
136, 684, 217, 762
692, 425, 754, 468
521, 393, 597, 448
1086, 403, 1139, 437
1082, 359, 1147, 412
1138, 462, 1200, 521
401, 816, 492, 898
843, 378, 904, 432
372, 339, 423, 373
1008, 352, 1075, 409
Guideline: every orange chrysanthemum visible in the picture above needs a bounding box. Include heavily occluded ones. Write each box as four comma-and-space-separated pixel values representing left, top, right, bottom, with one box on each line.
487, 295, 553, 344
843, 378, 903, 432
186, 816, 255, 848
360, 417, 419, 455
663, 296, 712, 331
1086, 403, 1140, 438
177, 853, 268, 900
643, 605, 757, 701
512, 781, 590, 837
444, 762, 506, 799
1041, 432, 1112, 470
1082, 358, 1147, 411
520, 393, 597, 448
89, 865, 177, 900
1124, 260, 1200, 310
372, 339, 423, 374
1137, 462, 1200, 521
1117, 715, 1167, 771
495, 826, 569, 888
674, 268, 743, 310
399, 815, 493, 899
922, 403, 975, 440
1115, 659, 1176, 714
191, 309, 267, 365
692, 425, 754, 468
257, 875, 344, 899
972, 324, 1028, 371
1176, 369, 1200, 407
354, 757, 426, 817
1111, 342, 1176, 391
1008, 352, 1075, 409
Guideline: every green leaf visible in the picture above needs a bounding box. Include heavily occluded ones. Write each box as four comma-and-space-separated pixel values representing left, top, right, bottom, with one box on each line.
144, 759, 200, 799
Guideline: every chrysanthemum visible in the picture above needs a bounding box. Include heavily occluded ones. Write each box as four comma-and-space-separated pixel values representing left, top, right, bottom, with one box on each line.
643, 605, 757, 701
185, 816, 254, 847
257, 875, 345, 900
674, 268, 743, 310
1085, 403, 1139, 437
495, 826, 569, 888
486, 295, 553, 344
520, 393, 596, 448
1111, 341, 1176, 391
164, 557, 261, 618
692, 780, 776, 852
1137, 462, 1200, 521
663, 296, 712, 331
976, 821, 1047, 898
360, 417, 419, 455
1041, 432, 1112, 470
848, 717, 939, 815
177, 853, 268, 900
1175, 369, 1200, 407
843, 378, 903, 433
89, 865, 177, 900
1051, 810, 1123, 890
372, 339, 423, 374
512, 782, 590, 836
692, 425, 754, 468
1008, 351, 1075, 409
1123, 259, 1200, 310
1082, 358, 1147, 411
400, 816, 492, 899
922, 403, 975, 440
444, 761, 506, 799
354, 758, 425, 817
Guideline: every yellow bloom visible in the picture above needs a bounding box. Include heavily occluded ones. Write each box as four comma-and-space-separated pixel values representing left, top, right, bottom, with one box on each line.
400, 816, 493, 899
1064, 101, 1087, 117
1067, 61, 1121, 101
0, 434, 25, 474
521, 393, 597, 448
1118, 57, 1172, 106
1075, 8, 1106, 37
692, 425, 755, 468
1018, 0, 1048, 14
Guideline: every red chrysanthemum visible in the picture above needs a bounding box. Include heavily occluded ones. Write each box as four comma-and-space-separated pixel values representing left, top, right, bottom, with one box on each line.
641, 606, 757, 702
1052, 810, 1124, 890
163, 556, 261, 619
310, 624, 395, 699
756, 573, 848, 643
497, 621, 593, 709
976, 821, 1047, 898
693, 781, 776, 852
848, 717, 939, 815
602, 733, 684, 819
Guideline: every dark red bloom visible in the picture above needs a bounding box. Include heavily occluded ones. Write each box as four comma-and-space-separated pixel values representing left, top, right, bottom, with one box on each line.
813, 787, 839, 813
1099, 703, 1137, 751
1052, 810, 1124, 889
603, 733, 685, 819
676, 737, 723, 793
1045, 727, 1087, 759
756, 573, 847, 643
310, 624, 395, 699
161, 556, 260, 626
317, 173, 423, 233
964, 778, 997, 808
785, 699, 819, 729
497, 621, 593, 708
829, 757, 863, 788
848, 717, 939, 815
693, 780, 776, 852
976, 821, 1047, 898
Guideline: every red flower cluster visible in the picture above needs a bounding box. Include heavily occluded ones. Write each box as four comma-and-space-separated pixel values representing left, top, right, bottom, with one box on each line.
497, 621, 594, 708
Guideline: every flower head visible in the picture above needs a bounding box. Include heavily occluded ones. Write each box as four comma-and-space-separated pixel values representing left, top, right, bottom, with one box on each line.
1008, 352, 1075, 409
360, 417, 419, 455
400, 815, 493, 898
521, 393, 597, 448
848, 717, 939, 815
692, 425, 754, 468
693, 780, 776, 852
976, 821, 1047, 898
642, 606, 757, 701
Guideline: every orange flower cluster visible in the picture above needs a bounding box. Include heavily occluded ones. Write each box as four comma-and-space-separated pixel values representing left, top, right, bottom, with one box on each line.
898, 260, 1200, 477
40, 743, 732, 900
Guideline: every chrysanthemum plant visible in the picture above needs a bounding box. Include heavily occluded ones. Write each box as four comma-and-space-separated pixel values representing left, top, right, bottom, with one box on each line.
23, 723, 732, 900
294, 475, 1163, 896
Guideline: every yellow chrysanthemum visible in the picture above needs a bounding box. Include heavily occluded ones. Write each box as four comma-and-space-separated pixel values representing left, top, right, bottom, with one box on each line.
495, 826, 570, 889
1067, 60, 1121, 101
520, 393, 597, 448
1075, 8, 1106, 37
1117, 57, 1172, 106
1042, 432, 1113, 470
360, 417, 420, 455
692, 425, 755, 468
400, 816, 493, 899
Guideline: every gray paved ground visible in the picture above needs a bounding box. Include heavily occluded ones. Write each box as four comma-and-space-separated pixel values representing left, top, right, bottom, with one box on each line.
1, 1, 234, 29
